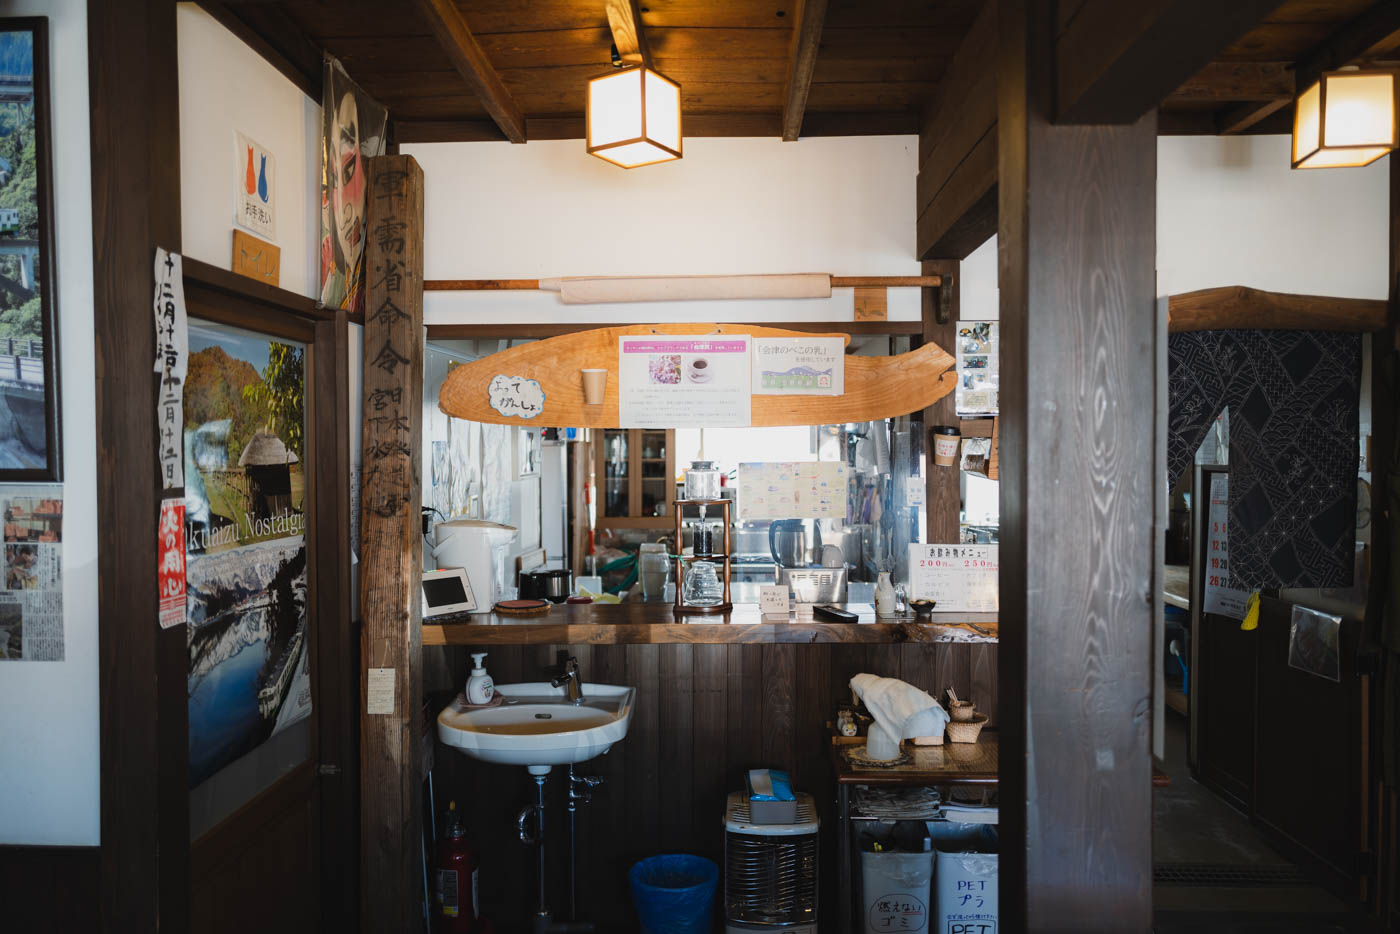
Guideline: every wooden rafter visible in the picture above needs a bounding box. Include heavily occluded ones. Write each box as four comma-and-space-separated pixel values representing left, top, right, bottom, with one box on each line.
414, 0, 527, 143
780, 0, 829, 141
1169, 62, 1293, 102
1056, 0, 1283, 124
1296, 0, 1400, 90
916, 0, 996, 260
605, 0, 650, 67
1216, 97, 1290, 135
1167, 285, 1391, 333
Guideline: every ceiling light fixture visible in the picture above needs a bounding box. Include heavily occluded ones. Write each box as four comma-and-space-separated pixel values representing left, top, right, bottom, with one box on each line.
587, 65, 682, 169
1292, 66, 1397, 169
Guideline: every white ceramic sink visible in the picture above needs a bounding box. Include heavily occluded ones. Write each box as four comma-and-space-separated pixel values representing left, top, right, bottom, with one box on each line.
437, 682, 636, 772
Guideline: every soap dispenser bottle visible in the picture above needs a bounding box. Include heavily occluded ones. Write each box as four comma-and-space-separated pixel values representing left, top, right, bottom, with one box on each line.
465, 652, 494, 705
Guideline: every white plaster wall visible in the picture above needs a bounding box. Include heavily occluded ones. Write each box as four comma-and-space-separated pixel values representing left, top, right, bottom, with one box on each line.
176, 3, 321, 299
403, 137, 923, 323
0, 0, 100, 845
1157, 134, 1388, 299
961, 134, 1390, 311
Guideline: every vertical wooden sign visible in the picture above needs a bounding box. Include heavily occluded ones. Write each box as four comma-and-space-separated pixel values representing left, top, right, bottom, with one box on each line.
358, 154, 425, 932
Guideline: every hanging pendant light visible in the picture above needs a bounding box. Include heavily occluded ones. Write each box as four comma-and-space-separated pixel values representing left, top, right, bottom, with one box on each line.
1292, 67, 1397, 169
586, 65, 682, 169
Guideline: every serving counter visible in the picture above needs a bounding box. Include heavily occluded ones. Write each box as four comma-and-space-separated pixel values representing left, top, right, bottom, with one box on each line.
421, 602, 999, 645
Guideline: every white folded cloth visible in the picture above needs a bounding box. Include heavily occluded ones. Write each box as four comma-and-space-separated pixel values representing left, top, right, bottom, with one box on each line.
850, 673, 949, 761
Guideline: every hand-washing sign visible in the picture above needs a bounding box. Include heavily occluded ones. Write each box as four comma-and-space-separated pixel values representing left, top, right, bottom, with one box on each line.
488, 375, 545, 419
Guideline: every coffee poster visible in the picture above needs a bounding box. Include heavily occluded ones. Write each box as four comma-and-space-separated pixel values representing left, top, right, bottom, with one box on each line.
618, 334, 751, 428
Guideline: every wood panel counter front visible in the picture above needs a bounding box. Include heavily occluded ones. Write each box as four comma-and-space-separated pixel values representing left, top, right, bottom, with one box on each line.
422, 602, 998, 646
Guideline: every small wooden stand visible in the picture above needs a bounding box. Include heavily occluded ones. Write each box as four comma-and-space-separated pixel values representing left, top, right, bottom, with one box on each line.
673, 498, 732, 615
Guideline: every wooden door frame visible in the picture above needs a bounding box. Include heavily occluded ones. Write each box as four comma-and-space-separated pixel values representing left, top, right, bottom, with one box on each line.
90, 1, 187, 929
90, 0, 357, 918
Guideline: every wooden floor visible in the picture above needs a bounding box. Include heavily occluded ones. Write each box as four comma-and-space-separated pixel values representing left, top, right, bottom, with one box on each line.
426, 639, 996, 931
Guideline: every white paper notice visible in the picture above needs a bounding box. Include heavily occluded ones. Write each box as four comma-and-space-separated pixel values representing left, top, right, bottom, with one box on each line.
908, 543, 998, 612
759, 584, 791, 618
905, 475, 926, 507
153, 248, 188, 490
1204, 474, 1249, 619
618, 335, 751, 427
752, 337, 844, 395
737, 461, 847, 520
367, 667, 396, 715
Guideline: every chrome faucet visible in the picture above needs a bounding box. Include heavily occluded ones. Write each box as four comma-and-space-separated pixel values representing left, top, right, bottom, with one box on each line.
551, 653, 583, 704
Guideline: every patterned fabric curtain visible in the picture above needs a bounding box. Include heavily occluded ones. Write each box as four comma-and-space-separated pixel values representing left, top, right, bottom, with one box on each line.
1167, 329, 1361, 590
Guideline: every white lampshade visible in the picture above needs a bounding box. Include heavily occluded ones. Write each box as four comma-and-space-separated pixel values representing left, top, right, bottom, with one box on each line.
1292, 69, 1397, 169
586, 66, 682, 168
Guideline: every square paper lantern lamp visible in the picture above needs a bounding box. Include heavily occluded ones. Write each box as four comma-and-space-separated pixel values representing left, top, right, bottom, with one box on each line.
587, 66, 682, 168
1292, 69, 1397, 169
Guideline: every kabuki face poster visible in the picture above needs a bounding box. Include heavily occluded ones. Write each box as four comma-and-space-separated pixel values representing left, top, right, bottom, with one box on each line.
319, 54, 387, 315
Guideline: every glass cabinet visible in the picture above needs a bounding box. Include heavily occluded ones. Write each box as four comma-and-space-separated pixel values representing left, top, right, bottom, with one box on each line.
594, 429, 675, 527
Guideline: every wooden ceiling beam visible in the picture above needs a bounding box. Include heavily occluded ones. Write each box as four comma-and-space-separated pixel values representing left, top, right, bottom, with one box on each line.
414, 0, 527, 143
1296, 0, 1400, 89
604, 0, 651, 67
916, 0, 997, 260
1056, 0, 1284, 124
196, 0, 322, 99
1216, 97, 1290, 135
780, 0, 829, 141
394, 111, 918, 144
1168, 61, 1292, 102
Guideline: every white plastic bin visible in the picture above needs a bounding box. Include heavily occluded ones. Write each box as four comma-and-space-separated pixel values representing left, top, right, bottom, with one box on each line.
934, 850, 997, 933
860, 849, 933, 934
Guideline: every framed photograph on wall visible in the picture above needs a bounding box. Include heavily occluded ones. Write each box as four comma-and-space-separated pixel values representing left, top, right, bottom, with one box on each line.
0, 19, 60, 481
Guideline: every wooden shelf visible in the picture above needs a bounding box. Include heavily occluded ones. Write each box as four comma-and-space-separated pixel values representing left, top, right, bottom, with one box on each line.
421, 602, 998, 646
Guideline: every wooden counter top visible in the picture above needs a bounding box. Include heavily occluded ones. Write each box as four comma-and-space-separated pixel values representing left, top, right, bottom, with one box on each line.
421, 602, 998, 646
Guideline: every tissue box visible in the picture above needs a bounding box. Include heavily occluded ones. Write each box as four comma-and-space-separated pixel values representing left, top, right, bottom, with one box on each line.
747, 769, 798, 824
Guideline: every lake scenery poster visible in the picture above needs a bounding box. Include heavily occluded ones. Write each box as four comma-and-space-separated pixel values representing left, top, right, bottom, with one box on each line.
0, 22, 60, 479
184, 320, 310, 788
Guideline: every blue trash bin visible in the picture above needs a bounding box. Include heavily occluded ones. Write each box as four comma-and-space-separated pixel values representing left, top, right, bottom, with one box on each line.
628, 854, 719, 934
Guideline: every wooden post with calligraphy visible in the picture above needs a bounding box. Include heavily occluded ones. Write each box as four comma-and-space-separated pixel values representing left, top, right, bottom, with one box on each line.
359, 154, 425, 931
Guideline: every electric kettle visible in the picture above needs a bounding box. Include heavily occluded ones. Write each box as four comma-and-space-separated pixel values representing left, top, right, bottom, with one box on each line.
769, 519, 822, 569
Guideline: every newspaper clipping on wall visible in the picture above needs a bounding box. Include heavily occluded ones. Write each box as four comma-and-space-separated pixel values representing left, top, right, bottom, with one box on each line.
0, 484, 63, 661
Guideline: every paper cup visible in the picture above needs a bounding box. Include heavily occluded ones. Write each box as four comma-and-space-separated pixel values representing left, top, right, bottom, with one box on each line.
933, 426, 960, 467
581, 368, 607, 405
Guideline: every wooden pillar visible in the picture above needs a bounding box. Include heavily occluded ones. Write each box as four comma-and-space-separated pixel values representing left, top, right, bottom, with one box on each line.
922, 260, 960, 543
90, 1, 189, 931
312, 310, 359, 929
359, 155, 426, 931
997, 0, 1157, 929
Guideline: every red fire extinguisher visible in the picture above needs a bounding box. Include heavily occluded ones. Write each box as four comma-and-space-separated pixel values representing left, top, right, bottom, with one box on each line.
435, 801, 477, 933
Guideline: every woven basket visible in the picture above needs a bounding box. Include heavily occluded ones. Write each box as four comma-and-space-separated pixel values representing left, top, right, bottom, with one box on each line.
946, 712, 988, 744
949, 701, 977, 722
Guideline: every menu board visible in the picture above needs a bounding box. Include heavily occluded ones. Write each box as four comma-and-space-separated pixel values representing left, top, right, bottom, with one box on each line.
1203, 474, 1248, 619
618, 334, 751, 427
908, 543, 998, 612
738, 461, 847, 520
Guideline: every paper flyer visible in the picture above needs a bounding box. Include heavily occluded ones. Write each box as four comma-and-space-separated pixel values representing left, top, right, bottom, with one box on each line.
0, 485, 63, 661
752, 337, 844, 395
737, 461, 847, 520
955, 320, 998, 416
618, 334, 751, 427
